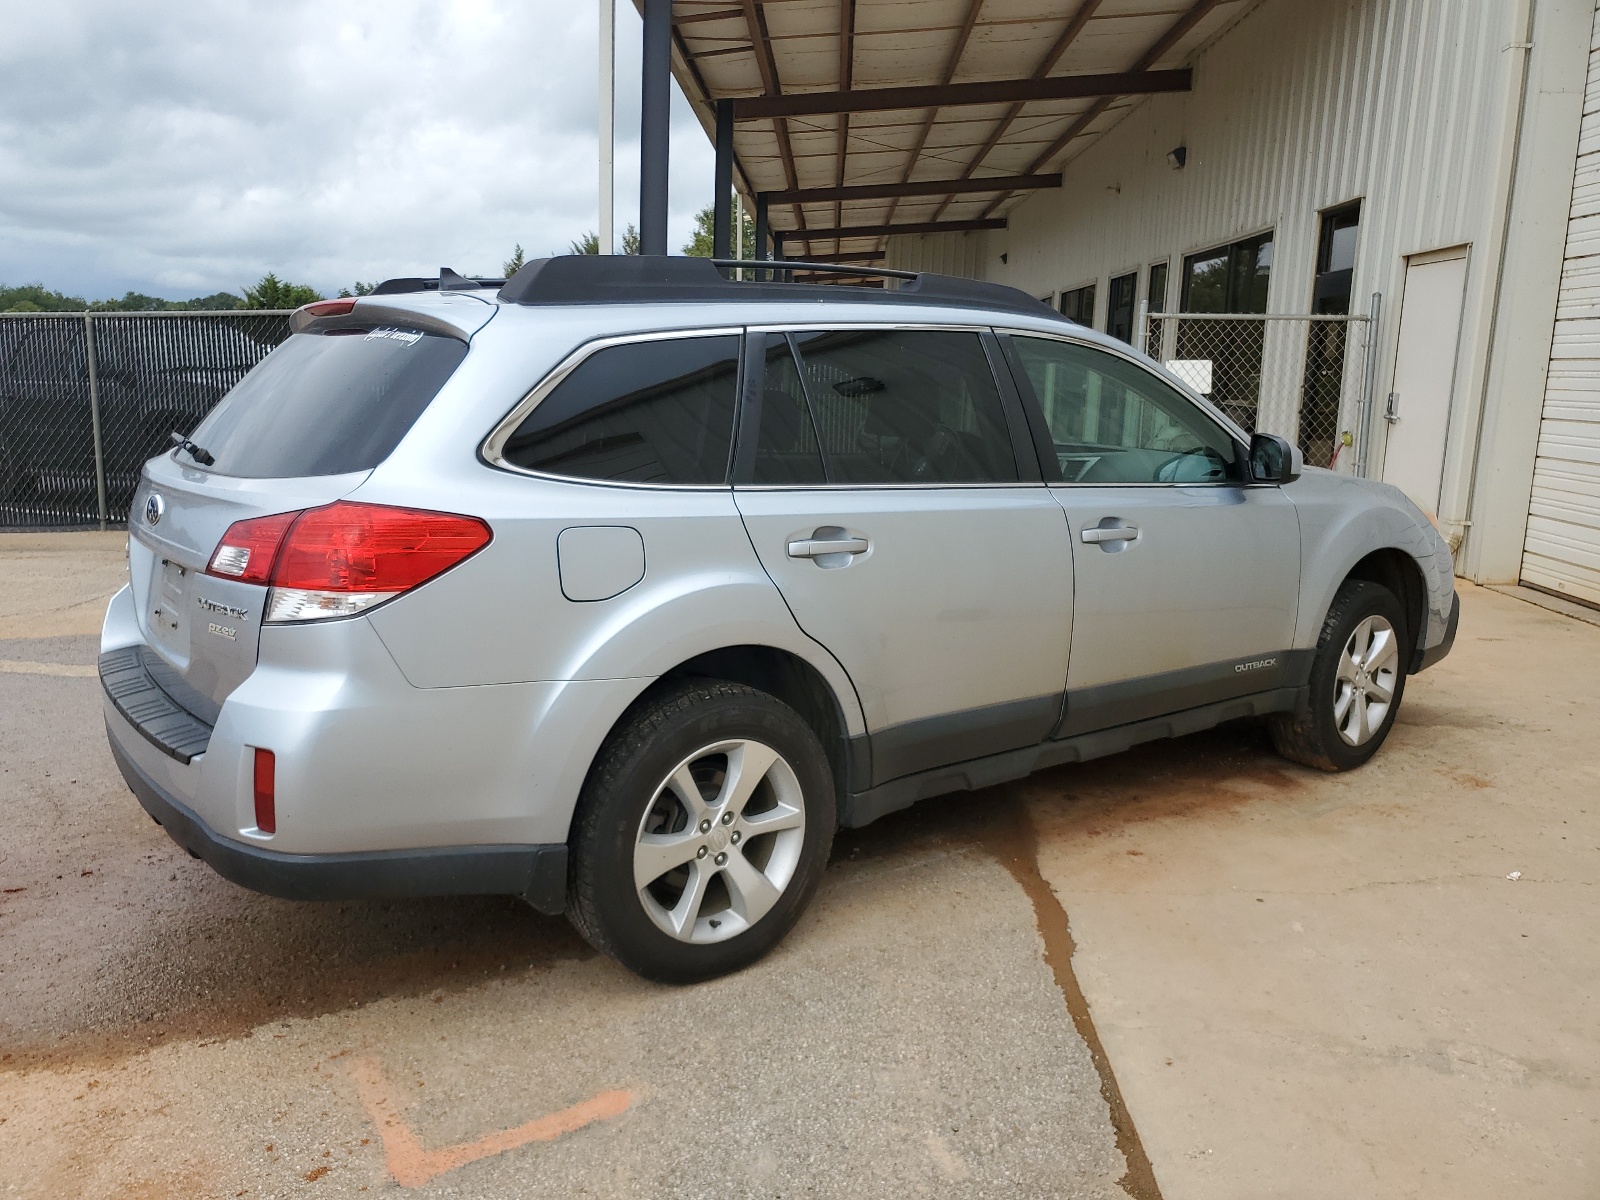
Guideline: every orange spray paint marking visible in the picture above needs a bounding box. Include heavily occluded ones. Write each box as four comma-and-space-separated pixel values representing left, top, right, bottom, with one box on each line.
348, 1056, 634, 1188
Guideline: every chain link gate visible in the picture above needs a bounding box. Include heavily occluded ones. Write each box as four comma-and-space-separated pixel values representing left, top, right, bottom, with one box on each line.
1141, 299, 1379, 475
0, 310, 292, 529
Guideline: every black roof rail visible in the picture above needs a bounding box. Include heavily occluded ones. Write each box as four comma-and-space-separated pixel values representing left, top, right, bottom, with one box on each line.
371, 268, 506, 296
494, 254, 1063, 320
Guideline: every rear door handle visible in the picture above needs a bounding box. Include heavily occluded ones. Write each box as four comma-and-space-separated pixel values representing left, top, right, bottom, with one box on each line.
788, 535, 869, 558
1080, 526, 1139, 544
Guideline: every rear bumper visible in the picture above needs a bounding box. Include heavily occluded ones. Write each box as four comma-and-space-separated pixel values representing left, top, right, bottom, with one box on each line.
1414, 590, 1460, 673
109, 730, 568, 912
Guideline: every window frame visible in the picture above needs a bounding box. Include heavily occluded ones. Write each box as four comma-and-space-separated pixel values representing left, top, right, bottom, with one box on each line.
1058, 283, 1097, 327
1106, 271, 1138, 344
731, 322, 1040, 490
993, 328, 1255, 489
480, 326, 746, 490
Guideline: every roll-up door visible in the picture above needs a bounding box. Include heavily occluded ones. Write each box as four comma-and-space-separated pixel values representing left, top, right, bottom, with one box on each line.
1523, 8, 1600, 608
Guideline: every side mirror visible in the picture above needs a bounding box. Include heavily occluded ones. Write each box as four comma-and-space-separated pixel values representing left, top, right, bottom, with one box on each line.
1249, 432, 1301, 484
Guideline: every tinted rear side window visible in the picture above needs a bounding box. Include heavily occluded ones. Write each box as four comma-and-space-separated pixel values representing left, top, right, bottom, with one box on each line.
186, 327, 467, 478
788, 328, 1019, 485
500, 335, 739, 485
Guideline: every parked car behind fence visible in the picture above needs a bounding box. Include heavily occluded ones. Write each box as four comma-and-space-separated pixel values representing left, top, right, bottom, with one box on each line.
0, 312, 291, 528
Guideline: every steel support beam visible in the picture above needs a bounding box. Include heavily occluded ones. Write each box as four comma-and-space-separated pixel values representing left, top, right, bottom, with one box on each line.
730, 69, 1189, 120
713, 100, 734, 258
754, 193, 770, 261
788, 250, 886, 262
764, 173, 1058, 206
775, 218, 1005, 244
639, 0, 672, 255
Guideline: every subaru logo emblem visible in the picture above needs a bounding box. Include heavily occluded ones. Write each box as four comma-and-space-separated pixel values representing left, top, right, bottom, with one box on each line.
144, 492, 165, 526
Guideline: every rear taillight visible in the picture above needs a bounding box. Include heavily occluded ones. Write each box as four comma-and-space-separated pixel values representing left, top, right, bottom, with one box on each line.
207, 511, 299, 585
253, 748, 276, 834
206, 501, 491, 623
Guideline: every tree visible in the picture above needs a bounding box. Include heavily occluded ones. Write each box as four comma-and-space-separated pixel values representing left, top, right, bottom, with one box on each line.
242, 273, 322, 309
682, 204, 757, 259
567, 225, 641, 256
503, 244, 526, 277
337, 282, 376, 298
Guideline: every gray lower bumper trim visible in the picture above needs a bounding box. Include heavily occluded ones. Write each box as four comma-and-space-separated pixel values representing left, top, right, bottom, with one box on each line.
108, 732, 568, 913
1414, 591, 1460, 673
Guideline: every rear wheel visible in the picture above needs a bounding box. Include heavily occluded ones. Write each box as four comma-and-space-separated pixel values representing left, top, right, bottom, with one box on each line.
1269, 580, 1408, 771
567, 680, 836, 983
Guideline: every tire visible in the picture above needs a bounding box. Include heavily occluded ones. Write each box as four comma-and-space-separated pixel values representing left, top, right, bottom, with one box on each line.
566, 680, 837, 983
1269, 580, 1409, 772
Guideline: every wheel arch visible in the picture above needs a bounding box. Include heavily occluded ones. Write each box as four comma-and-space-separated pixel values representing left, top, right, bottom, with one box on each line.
1338, 548, 1428, 668
640, 644, 864, 811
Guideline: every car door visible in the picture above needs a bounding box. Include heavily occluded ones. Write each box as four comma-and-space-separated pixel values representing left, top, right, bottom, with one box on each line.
733, 326, 1074, 787
1001, 332, 1302, 736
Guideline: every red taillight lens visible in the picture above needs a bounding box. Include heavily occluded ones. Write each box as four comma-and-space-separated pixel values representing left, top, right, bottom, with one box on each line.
299, 297, 358, 318
271, 502, 492, 593
207, 510, 300, 585
253, 748, 276, 834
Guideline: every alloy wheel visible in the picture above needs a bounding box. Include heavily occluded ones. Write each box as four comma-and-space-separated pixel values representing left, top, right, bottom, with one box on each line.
632, 739, 806, 944
1333, 614, 1399, 746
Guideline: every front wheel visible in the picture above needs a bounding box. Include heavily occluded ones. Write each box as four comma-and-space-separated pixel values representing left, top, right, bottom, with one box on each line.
1269, 579, 1408, 771
566, 680, 836, 983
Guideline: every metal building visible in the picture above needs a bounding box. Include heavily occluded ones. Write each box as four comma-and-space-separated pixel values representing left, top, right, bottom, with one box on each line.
660, 0, 1600, 608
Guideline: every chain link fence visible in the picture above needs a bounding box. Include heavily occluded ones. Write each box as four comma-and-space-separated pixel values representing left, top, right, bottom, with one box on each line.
1142, 306, 1377, 473
0, 311, 292, 529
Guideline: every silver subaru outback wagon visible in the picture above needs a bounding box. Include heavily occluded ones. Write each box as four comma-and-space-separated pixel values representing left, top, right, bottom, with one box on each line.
103, 256, 1459, 982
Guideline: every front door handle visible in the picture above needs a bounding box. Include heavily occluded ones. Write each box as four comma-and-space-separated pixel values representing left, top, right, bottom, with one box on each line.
788, 534, 869, 558
1080, 526, 1140, 544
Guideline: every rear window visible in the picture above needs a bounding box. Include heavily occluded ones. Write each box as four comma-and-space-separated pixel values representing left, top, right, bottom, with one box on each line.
182, 327, 467, 478
498, 334, 740, 485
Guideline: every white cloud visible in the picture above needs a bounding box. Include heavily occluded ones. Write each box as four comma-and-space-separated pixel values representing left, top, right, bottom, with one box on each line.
0, 0, 716, 300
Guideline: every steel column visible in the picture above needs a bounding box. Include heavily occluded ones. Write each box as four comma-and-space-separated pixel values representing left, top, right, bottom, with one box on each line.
599, 0, 615, 253
639, 0, 672, 255
83, 313, 108, 531
713, 100, 734, 258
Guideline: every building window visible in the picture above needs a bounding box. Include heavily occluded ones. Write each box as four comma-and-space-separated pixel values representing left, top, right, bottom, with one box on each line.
1181, 232, 1273, 313
1298, 201, 1362, 468
1059, 283, 1096, 326
1144, 260, 1172, 357
1106, 273, 1137, 343
1176, 232, 1275, 429
1147, 260, 1170, 313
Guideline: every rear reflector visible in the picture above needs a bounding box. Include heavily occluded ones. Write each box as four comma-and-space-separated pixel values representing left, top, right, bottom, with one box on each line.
253, 748, 276, 834
206, 501, 492, 623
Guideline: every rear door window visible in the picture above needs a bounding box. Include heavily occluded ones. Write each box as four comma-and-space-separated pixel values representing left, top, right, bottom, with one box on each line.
500, 334, 740, 485
186, 327, 467, 478
783, 328, 1019, 485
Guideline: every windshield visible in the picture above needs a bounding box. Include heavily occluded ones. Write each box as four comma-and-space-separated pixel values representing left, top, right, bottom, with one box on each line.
182, 326, 468, 478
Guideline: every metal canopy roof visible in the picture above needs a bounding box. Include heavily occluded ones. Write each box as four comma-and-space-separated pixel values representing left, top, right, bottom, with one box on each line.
664, 0, 1258, 258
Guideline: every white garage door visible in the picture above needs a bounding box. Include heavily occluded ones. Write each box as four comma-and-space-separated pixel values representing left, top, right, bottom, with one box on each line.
1523, 7, 1600, 608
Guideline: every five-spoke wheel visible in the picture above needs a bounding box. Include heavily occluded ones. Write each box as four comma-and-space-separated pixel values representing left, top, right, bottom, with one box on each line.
1332, 614, 1400, 746
634, 739, 807, 943
567, 680, 835, 982
1270, 579, 1410, 771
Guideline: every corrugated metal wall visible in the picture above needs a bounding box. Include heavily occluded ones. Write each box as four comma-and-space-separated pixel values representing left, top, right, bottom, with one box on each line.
890, 0, 1524, 502
1523, 3, 1600, 608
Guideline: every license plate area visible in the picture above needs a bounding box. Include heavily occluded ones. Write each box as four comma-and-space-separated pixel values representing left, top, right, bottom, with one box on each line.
149, 558, 192, 658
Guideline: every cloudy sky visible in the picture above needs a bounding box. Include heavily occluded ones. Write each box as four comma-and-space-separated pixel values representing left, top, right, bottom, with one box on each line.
0, 0, 716, 302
